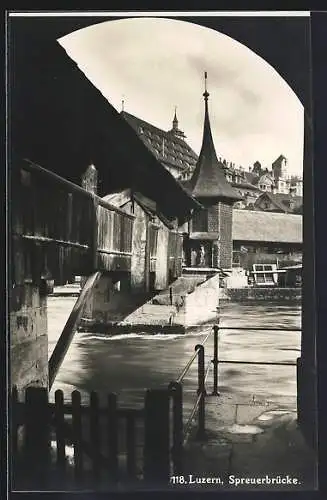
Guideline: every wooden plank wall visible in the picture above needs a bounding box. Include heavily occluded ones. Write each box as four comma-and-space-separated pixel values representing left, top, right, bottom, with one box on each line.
11, 160, 135, 284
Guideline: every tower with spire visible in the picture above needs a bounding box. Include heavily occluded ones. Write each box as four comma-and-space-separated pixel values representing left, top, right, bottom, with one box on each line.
167, 107, 186, 139
186, 72, 241, 270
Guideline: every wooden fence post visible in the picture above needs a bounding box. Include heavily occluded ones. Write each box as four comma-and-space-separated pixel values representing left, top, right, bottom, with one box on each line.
54, 389, 66, 479
90, 391, 100, 482
126, 413, 136, 480
144, 389, 170, 484
72, 390, 84, 483
107, 393, 118, 484
11, 386, 19, 458
23, 387, 51, 487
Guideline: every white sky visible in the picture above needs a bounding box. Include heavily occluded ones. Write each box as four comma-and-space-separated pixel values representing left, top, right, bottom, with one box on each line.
59, 16, 305, 176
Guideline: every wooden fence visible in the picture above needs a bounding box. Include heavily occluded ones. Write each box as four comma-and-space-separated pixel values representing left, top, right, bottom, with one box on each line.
11, 385, 180, 490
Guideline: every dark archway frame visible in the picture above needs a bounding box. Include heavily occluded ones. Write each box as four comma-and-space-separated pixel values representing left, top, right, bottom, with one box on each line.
8, 13, 316, 448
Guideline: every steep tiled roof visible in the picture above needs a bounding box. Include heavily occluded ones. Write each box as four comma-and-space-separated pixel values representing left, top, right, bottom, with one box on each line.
255, 192, 303, 213
244, 171, 260, 185
272, 154, 287, 166
231, 181, 261, 191
188, 86, 242, 202
273, 192, 303, 210
232, 209, 302, 243
121, 111, 198, 174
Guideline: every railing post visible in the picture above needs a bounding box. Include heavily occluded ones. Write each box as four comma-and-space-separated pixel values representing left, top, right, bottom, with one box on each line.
195, 344, 206, 440
144, 388, 171, 484
168, 381, 183, 474
212, 324, 220, 396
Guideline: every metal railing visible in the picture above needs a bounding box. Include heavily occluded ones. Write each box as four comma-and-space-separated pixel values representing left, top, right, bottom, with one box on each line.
167, 321, 301, 474
210, 323, 299, 397
167, 328, 213, 474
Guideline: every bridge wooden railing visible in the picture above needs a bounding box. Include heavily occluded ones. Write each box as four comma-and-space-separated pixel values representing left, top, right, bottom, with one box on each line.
96, 199, 134, 272
11, 160, 135, 285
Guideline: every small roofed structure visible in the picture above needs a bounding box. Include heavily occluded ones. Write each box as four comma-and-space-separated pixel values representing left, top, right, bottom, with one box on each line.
188, 86, 242, 202
184, 72, 242, 270
232, 209, 302, 270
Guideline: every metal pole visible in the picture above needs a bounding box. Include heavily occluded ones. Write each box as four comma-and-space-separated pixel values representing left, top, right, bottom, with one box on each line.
195, 344, 205, 440
168, 381, 183, 474
212, 324, 220, 396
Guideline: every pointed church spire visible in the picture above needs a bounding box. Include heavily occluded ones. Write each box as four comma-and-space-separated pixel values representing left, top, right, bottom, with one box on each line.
189, 72, 241, 201
173, 106, 178, 130
168, 106, 186, 139
204, 71, 209, 100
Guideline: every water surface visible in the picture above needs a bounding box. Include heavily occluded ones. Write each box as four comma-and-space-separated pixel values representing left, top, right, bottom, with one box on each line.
48, 298, 301, 411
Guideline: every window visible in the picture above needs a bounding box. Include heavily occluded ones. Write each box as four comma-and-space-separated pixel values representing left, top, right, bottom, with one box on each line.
233, 251, 241, 266
252, 264, 276, 285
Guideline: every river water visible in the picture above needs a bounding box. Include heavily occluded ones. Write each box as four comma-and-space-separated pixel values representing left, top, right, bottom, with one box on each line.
48, 296, 301, 412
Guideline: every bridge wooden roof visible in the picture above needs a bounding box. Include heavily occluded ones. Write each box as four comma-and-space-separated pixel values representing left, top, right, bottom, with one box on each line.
232, 209, 302, 244
10, 20, 201, 224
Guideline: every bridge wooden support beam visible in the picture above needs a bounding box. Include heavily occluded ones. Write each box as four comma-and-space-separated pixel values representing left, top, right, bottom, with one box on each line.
48, 271, 102, 389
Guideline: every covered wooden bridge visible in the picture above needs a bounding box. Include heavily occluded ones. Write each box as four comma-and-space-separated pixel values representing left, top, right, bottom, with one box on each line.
10, 18, 200, 396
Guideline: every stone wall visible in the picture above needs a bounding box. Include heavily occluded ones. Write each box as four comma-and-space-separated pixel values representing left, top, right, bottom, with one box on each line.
207, 204, 219, 232
82, 273, 134, 324
224, 287, 302, 303
10, 284, 48, 397
174, 273, 220, 327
